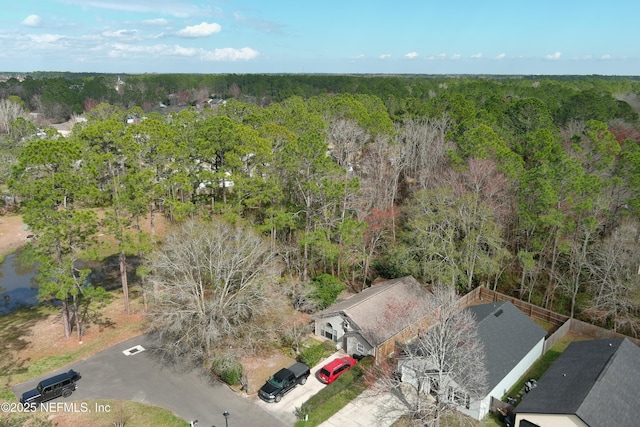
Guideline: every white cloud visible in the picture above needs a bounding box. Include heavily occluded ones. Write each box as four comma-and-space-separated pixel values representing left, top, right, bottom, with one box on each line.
22, 15, 43, 27
102, 29, 139, 38
107, 43, 258, 62
545, 51, 561, 60
427, 53, 462, 61
28, 34, 64, 44
404, 51, 419, 59
143, 18, 170, 26
108, 43, 199, 59
201, 47, 259, 61
175, 22, 222, 38
495, 53, 506, 60
601, 54, 612, 60
379, 54, 391, 59
470, 52, 483, 59
353, 54, 365, 59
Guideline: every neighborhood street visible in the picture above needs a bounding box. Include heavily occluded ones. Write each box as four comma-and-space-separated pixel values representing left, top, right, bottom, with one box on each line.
13, 334, 284, 427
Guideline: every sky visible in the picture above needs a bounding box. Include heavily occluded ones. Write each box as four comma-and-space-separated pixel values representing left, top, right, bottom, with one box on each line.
2, 0, 640, 75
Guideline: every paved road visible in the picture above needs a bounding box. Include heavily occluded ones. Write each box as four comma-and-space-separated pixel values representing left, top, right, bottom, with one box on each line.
13, 334, 284, 427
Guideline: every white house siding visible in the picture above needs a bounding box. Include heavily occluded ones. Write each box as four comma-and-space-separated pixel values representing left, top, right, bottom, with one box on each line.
345, 334, 373, 356
470, 337, 545, 420
455, 398, 484, 421
399, 359, 485, 420
315, 314, 345, 343
399, 337, 545, 421
514, 413, 588, 427
490, 337, 544, 399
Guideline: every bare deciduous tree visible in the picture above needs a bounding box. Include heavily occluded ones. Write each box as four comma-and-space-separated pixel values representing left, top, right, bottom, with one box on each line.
146, 218, 280, 365
0, 98, 27, 134
357, 133, 402, 211
326, 118, 369, 170
446, 158, 513, 228
396, 115, 452, 191
370, 285, 488, 427
555, 216, 600, 318
584, 221, 640, 336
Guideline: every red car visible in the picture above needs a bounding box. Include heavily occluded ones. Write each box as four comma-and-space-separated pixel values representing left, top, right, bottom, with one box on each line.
317, 356, 357, 384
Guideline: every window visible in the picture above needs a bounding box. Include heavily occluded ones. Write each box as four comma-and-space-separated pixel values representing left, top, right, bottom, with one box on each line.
356, 342, 365, 354
323, 323, 337, 341
428, 376, 439, 395
451, 388, 471, 409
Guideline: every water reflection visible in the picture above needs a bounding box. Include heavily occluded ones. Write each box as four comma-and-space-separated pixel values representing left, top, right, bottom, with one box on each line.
0, 251, 142, 315
0, 252, 38, 314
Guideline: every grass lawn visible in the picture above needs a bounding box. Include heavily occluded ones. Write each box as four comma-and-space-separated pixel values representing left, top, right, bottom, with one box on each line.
502, 335, 576, 404
392, 412, 502, 427
0, 399, 186, 427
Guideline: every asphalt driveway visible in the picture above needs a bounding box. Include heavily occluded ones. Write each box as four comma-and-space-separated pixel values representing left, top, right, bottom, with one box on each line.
13, 334, 284, 427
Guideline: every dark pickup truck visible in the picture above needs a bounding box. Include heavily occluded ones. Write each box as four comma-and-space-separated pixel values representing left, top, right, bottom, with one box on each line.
258, 362, 310, 403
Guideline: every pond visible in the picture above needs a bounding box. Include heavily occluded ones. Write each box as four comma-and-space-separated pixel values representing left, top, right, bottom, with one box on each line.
0, 252, 38, 315
0, 251, 142, 315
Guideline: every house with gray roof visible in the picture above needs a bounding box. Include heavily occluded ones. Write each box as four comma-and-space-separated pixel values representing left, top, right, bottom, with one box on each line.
515, 338, 640, 427
468, 301, 546, 420
314, 276, 433, 359
400, 300, 546, 420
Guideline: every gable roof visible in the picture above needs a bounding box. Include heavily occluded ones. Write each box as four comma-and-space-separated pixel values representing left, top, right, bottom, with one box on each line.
467, 301, 547, 391
317, 276, 432, 347
516, 338, 640, 427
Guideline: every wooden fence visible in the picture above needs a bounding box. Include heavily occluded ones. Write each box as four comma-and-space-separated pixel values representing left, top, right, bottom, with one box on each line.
461, 286, 640, 352
542, 317, 573, 353
459, 287, 569, 330
377, 315, 432, 362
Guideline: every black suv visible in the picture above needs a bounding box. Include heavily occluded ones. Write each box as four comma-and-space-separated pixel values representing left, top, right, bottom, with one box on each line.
259, 362, 310, 403
20, 369, 80, 406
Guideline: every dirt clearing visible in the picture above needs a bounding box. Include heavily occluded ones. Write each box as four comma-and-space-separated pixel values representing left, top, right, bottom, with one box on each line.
0, 214, 28, 257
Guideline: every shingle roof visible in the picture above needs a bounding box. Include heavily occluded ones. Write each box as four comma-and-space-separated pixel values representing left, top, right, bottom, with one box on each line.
515, 338, 640, 427
468, 301, 547, 391
317, 276, 432, 347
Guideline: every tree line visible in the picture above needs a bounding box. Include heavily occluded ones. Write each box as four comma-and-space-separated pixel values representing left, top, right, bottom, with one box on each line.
2, 74, 640, 358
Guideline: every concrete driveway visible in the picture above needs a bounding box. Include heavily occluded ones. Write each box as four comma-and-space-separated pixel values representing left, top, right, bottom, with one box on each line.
319, 386, 401, 427
13, 334, 284, 427
254, 351, 347, 425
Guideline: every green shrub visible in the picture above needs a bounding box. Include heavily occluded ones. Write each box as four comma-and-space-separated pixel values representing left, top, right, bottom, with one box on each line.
211, 353, 243, 385
298, 343, 325, 367
309, 274, 346, 308
320, 339, 337, 352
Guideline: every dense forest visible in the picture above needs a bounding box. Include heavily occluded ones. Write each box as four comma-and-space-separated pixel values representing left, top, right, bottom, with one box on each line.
2, 73, 640, 362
